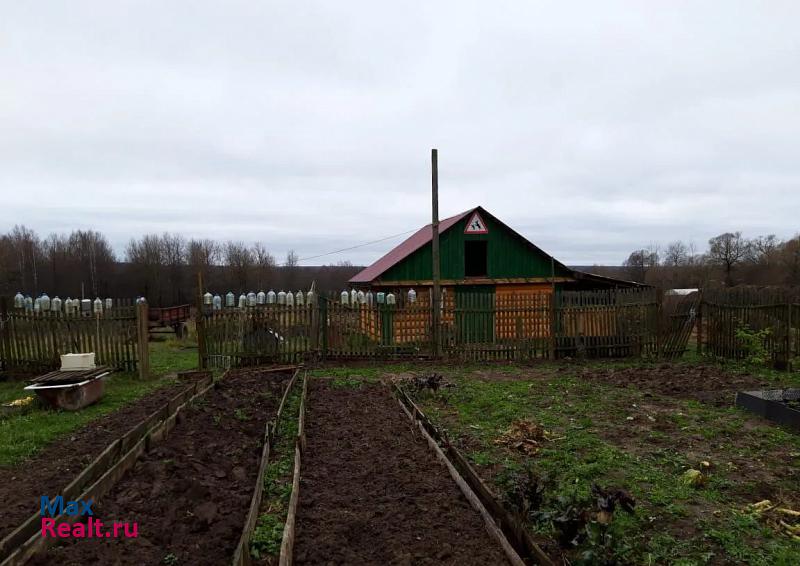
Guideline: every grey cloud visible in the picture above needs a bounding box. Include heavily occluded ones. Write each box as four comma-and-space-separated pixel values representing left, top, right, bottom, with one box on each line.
2, 1, 799, 266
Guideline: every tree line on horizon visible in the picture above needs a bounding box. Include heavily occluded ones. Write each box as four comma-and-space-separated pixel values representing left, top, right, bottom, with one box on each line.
607, 231, 800, 288
0, 226, 360, 307
2, 226, 799, 307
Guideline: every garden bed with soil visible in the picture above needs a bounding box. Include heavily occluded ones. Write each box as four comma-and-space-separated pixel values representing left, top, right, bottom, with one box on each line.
0, 380, 187, 540
29, 369, 291, 566
570, 363, 782, 406
292, 379, 509, 565
404, 364, 800, 565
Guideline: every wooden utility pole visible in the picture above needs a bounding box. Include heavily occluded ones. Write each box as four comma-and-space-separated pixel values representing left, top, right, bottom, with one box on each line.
431, 149, 441, 358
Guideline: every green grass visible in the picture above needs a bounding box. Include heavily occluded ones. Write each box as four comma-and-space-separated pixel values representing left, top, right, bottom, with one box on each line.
0, 372, 175, 466
149, 338, 199, 376
0, 339, 197, 467
411, 363, 800, 565
250, 377, 302, 561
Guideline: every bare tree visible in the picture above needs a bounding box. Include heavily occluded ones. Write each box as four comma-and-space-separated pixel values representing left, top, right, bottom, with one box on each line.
623, 247, 659, 283
780, 236, 800, 285
161, 233, 186, 303
750, 234, 781, 265
663, 241, 688, 266
69, 230, 116, 297
252, 243, 276, 289
224, 241, 253, 291
708, 232, 749, 286
284, 249, 299, 290
9, 225, 41, 294
126, 234, 165, 303
187, 238, 219, 290
42, 233, 70, 295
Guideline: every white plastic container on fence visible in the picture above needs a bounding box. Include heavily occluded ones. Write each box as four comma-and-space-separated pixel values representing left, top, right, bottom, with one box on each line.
24, 296, 33, 311
376, 292, 385, 304
386, 293, 396, 305
366, 291, 374, 306
33, 298, 41, 313
14, 292, 24, 308
340, 290, 349, 305
238, 294, 247, 308
105, 298, 113, 310
350, 289, 358, 306
93, 297, 103, 314
51, 296, 62, 312
40, 294, 51, 311
226, 292, 235, 307
295, 291, 304, 306
277, 291, 287, 305
408, 288, 417, 303
212, 294, 222, 310
203, 292, 213, 305
247, 292, 256, 307
306, 290, 315, 305
257, 291, 266, 305
267, 290, 276, 304
286, 291, 295, 307
357, 290, 366, 304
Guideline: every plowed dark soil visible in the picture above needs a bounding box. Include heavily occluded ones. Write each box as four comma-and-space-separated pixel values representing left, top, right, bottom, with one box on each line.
293, 381, 508, 565
571, 363, 780, 406
31, 369, 291, 566
0, 380, 186, 540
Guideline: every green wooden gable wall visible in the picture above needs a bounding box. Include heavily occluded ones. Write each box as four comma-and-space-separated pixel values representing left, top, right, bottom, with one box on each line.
379, 211, 572, 282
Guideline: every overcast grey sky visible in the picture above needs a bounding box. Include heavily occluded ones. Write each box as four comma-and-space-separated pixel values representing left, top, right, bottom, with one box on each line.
2, 1, 798, 266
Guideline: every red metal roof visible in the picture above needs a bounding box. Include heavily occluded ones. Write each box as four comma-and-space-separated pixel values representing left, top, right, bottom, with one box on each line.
349, 208, 475, 284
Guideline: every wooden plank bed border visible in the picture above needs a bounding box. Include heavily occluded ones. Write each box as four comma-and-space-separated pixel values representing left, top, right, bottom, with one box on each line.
231, 367, 303, 566
0, 373, 218, 566
278, 371, 308, 566
393, 384, 555, 566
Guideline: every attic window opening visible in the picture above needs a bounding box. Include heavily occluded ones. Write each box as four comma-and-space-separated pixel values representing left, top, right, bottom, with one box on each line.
464, 241, 488, 277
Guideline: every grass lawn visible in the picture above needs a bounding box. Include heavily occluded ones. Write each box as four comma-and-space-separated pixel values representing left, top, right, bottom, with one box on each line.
316, 359, 800, 565
0, 338, 199, 467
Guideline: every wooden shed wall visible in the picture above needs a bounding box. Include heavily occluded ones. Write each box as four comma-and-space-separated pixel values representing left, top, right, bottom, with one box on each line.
379, 213, 572, 282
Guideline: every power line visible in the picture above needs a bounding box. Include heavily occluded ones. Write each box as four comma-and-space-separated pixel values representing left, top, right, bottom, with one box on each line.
293, 228, 417, 265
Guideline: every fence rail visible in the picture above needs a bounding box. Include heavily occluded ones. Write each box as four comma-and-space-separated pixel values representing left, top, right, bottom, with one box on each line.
0, 298, 149, 376
197, 288, 664, 366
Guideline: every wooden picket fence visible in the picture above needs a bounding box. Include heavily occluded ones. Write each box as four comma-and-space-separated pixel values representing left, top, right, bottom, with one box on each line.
0, 298, 149, 376
700, 287, 799, 368
197, 287, 664, 367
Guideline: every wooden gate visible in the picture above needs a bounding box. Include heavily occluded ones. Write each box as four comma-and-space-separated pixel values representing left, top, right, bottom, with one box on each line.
660, 292, 700, 359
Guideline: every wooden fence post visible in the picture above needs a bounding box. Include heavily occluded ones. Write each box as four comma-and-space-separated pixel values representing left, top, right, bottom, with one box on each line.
0, 297, 9, 369
310, 298, 320, 356
786, 301, 793, 372
196, 286, 207, 370
548, 291, 557, 360
136, 301, 150, 379
696, 293, 703, 356
320, 297, 328, 360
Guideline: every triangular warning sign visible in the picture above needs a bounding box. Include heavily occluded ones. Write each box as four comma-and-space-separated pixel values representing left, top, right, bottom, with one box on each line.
464, 211, 488, 234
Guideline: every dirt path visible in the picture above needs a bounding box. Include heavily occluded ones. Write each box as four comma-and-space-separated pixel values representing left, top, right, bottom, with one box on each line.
31, 369, 291, 566
0, 381, 186, 540
293, 381, 508, 565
